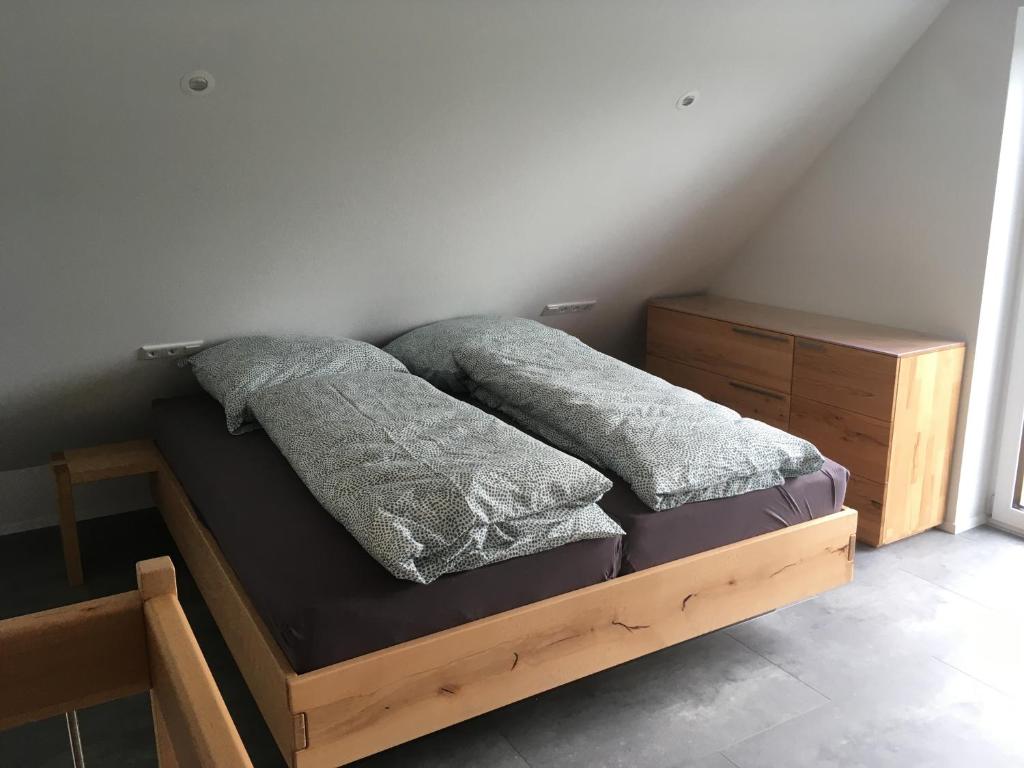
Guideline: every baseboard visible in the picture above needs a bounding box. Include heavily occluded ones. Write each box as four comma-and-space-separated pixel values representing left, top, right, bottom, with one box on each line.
988, 515, 1024, 538
940, 509, 989, 535
0, 464, 153, 536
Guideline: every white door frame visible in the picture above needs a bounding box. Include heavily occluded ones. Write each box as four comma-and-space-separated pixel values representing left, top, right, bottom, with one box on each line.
990, 9, 1024, 535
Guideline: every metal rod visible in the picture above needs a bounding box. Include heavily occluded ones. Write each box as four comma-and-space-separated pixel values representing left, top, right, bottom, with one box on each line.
66, 710, 86, 768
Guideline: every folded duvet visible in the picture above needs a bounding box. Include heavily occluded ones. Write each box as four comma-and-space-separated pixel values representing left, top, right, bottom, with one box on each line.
387, 317, 824, 510
249, 370, 622, 584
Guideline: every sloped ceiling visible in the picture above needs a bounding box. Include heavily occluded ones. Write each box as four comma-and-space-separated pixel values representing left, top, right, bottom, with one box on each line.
0, 0, 947, 468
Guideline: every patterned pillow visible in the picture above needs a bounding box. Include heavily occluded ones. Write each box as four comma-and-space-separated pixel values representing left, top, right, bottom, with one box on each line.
384, 316, 544, 394
451, 321, 825, 509
184, 335, 407, 434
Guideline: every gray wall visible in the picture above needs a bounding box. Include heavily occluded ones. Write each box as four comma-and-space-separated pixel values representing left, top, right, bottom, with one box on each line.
712, 0, 1021, 531
0, 1, 946, 529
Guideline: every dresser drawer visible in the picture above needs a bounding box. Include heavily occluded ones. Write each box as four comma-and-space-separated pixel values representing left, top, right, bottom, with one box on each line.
646, 354, 790, 429
647, 307, 793, 392
844, 475, 886, 546
789, 396, 890, 483
793, 339, 897, 421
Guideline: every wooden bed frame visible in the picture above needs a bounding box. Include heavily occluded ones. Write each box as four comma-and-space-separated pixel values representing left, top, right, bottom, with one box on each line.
0, 556, 252, 767
58, 441, 857, 768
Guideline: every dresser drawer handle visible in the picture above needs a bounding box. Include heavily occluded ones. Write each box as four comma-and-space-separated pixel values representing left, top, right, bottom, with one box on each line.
731, 326, 788, 343
797, 339, 826, 352
728, 381, 786, 400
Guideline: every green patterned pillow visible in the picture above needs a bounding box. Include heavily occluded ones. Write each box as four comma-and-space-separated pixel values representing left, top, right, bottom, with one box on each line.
185, 335, 407, 434
384, 316, 541, 394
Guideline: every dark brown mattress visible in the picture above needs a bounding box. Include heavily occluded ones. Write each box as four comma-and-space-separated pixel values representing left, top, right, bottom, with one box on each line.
602, 461, 848, 573
152, 394, 847, 673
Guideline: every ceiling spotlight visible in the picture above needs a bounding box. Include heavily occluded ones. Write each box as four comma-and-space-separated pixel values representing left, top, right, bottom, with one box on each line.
181, 70, 215, 95
676, 91, 700, 109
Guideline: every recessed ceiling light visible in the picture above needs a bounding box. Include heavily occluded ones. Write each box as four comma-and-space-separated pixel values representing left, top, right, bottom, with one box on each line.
181, 70, 215, 95
676, 91, 700, 109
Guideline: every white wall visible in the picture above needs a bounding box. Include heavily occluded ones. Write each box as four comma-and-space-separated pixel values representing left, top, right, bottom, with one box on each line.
0, 467, 151, 537
712, 0, 1021, 532
0, 1, 946, 530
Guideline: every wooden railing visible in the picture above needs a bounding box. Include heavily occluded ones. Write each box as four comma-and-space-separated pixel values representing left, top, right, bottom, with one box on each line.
0, 557, 253, 767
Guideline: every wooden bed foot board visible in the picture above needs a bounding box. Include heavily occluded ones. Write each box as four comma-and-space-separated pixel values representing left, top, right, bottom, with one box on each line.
289, 507, 857, 768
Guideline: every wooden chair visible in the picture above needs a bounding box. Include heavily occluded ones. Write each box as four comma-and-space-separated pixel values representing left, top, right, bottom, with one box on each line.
0, 556, 253, 767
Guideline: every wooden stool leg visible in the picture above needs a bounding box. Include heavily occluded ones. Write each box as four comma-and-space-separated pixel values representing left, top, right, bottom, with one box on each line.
151, 694, 180, 768
51, 456, 84, 587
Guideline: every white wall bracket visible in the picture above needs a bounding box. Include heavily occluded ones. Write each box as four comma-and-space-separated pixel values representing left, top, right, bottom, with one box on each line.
137, 340, 204, 361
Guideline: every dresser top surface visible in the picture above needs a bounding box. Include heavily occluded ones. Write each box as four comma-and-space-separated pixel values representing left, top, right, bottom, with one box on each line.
648, 294, 965, 357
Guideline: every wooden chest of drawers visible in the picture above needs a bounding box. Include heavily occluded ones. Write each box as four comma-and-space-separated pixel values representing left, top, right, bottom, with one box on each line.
646, 295, 965, 546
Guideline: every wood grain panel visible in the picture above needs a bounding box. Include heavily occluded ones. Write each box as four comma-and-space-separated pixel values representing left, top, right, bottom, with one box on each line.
844, 476, 886, 546
51, 455, 84, 586
789, 397, 890, 483
152, 695, 182, 768
646, 354, 790, 429
647, 306, 793, 392
62, 439, 161, 483
289, 509, 856, 768
0, 591, 149, 730
883, 347, 965, 541
647, 294, 964, 548
793, 339, 897, 421
135, 556, 254, 768
145, 594, 254, 767
649, 295, 963, 357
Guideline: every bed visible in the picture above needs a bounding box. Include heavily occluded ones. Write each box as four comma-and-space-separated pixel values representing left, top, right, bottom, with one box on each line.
153, 393, 849, 672
123, 391, 856, 767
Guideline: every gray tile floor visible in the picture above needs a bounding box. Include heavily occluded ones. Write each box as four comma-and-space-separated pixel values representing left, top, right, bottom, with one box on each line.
2, 510, 1023, 767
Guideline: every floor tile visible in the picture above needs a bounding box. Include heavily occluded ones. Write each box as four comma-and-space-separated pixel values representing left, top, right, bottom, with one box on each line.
895, 526, 1024, 613
497, 632, 826, 768
0, 695, 155, 768
724, 655, 1024, 768
727, 565, 1000, 698
934, 608, 1024, 701
848, 529, 960, 586
352, 718, 529, 768
671, 753, 739, 768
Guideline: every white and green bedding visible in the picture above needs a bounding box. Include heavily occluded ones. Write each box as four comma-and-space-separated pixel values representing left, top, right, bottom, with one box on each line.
386, 317, 825, 510
249, 371, 622, 583
188, 336, 622, 584
185, 334, 408, 434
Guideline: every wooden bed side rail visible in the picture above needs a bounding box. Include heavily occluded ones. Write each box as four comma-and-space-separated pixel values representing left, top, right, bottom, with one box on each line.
288, 507, 858, 768
149, 451, 300, 764
0, 557, 253, 768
